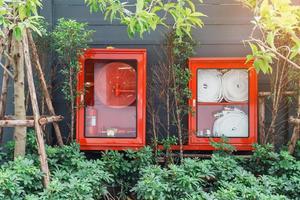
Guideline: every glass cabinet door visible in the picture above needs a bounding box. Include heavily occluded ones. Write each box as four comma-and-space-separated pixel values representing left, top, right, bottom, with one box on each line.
84, 60, 137, 138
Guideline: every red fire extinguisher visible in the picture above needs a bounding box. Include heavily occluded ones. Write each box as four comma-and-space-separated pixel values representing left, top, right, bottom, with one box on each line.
85, 106, 97, 136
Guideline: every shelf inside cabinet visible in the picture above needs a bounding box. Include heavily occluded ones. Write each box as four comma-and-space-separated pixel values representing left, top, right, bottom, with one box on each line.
197, 102, 248, 106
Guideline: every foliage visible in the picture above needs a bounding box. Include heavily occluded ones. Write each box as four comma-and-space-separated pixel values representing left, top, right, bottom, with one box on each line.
51, 18, 94, 140
210, 136, 237, 155
1, 143, 300, 199
0, 140, 113, 200
0, 158, 43, 199
1, 130, 38, 162
101, 147, 155, 198
242, 0, 300, 73
161, 135, 177, 151
132, 161, 210, 200
51, 18, 94, 102
170, 33, 195, 114
295, 140, 300, 159
0, 0, 43, 40
134, 145, 300, 200
241, 144, 300, 178
85, 0, 205, 38
30, 159, 113, 200
46, 143, 86, 171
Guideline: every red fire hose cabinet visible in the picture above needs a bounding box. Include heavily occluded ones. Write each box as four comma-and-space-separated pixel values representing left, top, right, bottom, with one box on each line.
76, 49, 146, 150
188, 58, 258, 150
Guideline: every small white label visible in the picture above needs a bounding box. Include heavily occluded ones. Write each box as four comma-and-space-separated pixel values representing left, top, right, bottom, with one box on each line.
91, 117, 96, 126
107, 129, 116, 137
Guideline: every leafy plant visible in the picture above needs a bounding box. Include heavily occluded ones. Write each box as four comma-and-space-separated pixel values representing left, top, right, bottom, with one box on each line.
101, 147, 154, 198
33, 159, 113, 200
46, 143, 86, 171
85, 0, 205, 38
210, 137, 236, 155
52, 19, 94, 141
0, 158, 43, 199
240, 0, 300, 150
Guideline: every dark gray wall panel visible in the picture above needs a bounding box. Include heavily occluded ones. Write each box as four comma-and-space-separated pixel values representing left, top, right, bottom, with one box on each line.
36, 0, 272, 143
85, 24, 253, 45
51, 1, 252, 25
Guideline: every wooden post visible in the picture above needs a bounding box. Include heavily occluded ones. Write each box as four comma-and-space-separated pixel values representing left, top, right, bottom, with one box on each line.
258, 96, 266, 144
288, 80, 300, 154
22, 31, 50, 187
0, 60, 10, 143
0, 115, 63, 127
27, 29, 64, 146
0, 29, 10, 142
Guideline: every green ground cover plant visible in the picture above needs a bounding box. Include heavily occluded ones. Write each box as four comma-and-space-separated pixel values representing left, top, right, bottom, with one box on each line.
0, 132, 299, 200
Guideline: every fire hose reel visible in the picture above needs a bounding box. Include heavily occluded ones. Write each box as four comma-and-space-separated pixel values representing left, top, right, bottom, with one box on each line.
95, 62, 136, 108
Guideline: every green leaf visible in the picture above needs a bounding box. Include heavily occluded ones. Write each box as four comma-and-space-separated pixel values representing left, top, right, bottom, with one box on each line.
13, 26, 23, 41
266, 32, 276, 49
136, 0, 144, 13
249, 43, 258, 54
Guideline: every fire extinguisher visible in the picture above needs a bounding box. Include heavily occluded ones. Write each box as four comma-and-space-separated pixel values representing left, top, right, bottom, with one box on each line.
85, 106, 97, 136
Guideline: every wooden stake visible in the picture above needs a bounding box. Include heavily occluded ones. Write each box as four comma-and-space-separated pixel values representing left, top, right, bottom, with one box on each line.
23, 30, 50, 187
27, 29, 64, 146
0, 115, 63, 127
0, 119, 34, 127
258, 91, 296, 97
0, 60, 10, 143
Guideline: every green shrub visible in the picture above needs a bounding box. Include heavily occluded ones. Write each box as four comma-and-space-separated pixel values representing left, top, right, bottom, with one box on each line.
1, 142, 300, 200
46, 142, 85, 171
0, 158, 43, 199
1, 130, 38, 162
30, 159, 113, 200
132, 161, 211, 200
101, 146, 154, 198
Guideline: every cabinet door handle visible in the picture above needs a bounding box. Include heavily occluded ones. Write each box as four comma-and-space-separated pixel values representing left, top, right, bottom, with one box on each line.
80, 94, 84, 104
193, 99, 196, 107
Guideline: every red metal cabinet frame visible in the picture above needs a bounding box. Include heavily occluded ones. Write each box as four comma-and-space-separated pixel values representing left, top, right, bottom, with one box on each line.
76, 48, 146, 150
188, 58, 258, 151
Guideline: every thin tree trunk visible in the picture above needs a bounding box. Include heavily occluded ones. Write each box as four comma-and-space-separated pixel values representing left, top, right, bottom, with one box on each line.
258, 96, 266, 144
172, 69, 183, 162
69, 67, 75, 142
151, 110, 158, 158
11, 37, 27, 158
23, 31, 50, 187
27, 30, 64, 146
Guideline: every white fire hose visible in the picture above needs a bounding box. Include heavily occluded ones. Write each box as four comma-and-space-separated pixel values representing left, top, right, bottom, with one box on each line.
213, 107, 248, 137
222, 70, 248, 102
197, 69, 223, 102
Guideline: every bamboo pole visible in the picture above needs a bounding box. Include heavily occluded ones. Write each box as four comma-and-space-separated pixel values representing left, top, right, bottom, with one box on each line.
23, 31, 49, 187
27, 29, 64, 146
